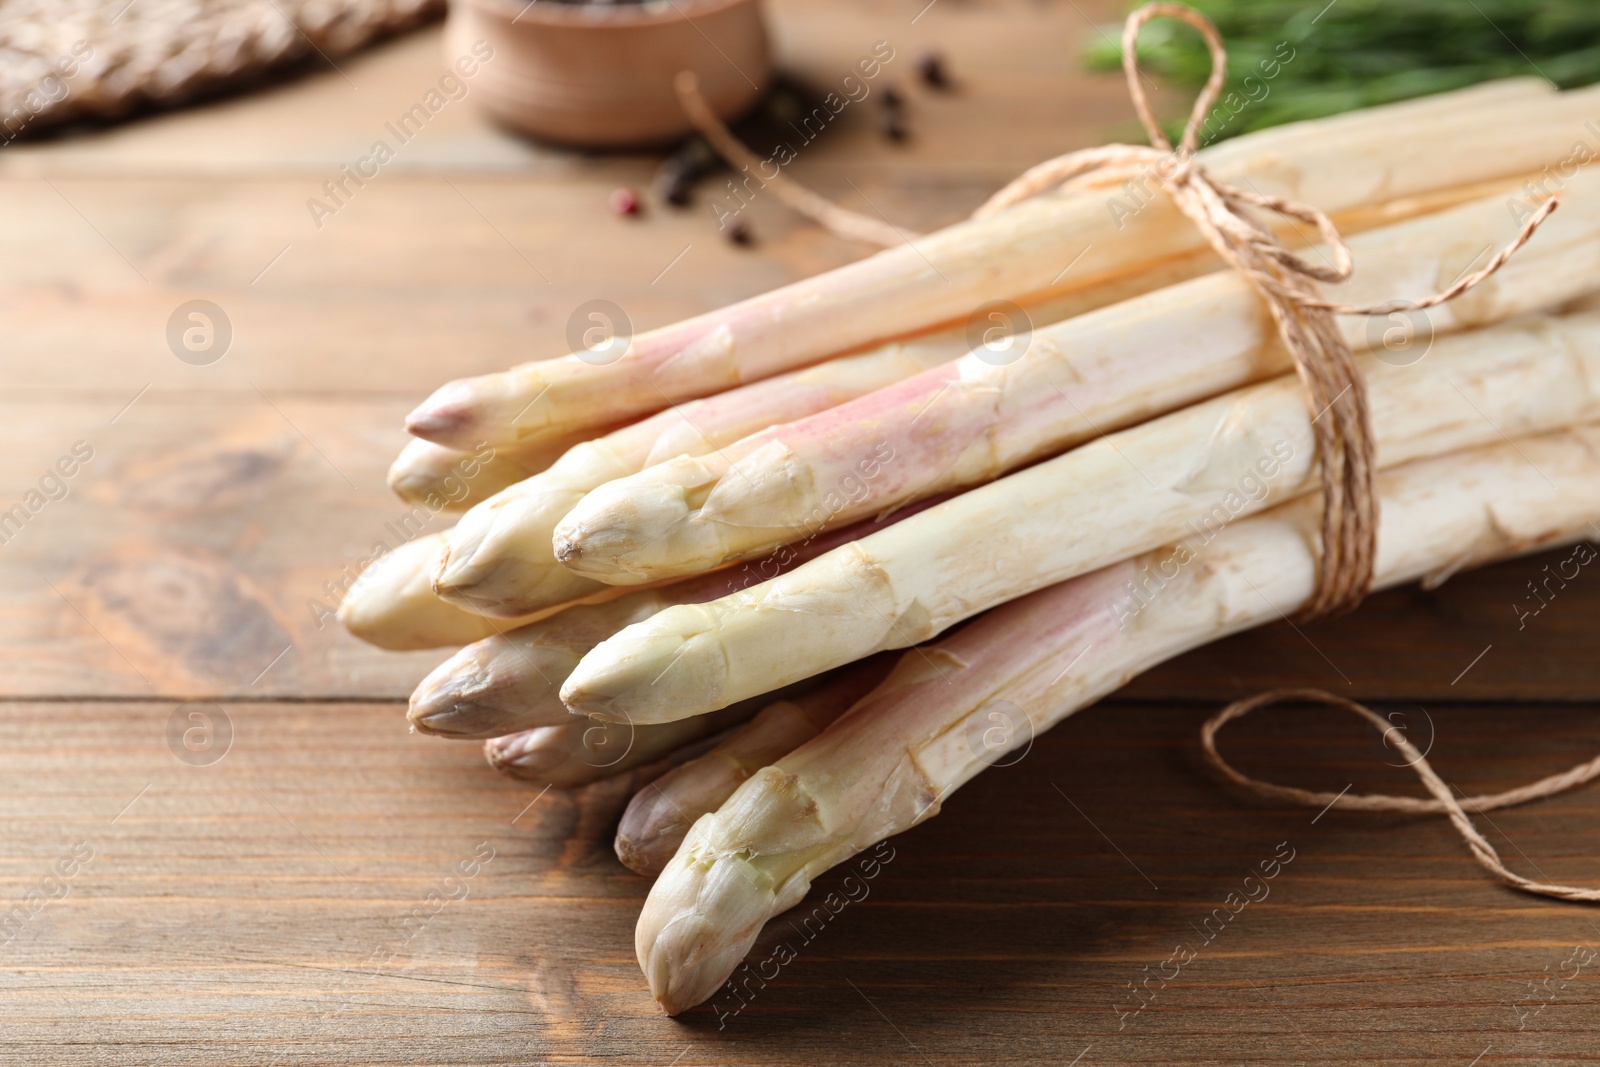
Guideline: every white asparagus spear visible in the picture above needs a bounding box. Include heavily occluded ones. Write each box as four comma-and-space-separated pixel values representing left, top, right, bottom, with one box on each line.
387, 438, 571, 512
404, 80, 1570, 451
426, 261, 1217, 619
337, 534, 545, 651
637, 422, 1600, 1013
554, 171, 1600, 584
483, 693, 780, 788
367, 347, 970, 643
411, 499, 947, 736
410, 586, 703, 739
613, 656, 896, 876
429, 329, 972, 618
562, 310, 1600, 723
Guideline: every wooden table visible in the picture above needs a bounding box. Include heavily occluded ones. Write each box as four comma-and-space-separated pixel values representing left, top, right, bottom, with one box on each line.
2, 2, 1596, 1062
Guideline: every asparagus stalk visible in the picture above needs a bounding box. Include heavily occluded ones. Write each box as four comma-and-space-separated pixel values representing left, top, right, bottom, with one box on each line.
428, 329, 975, 619
412, 500, 944, 737
613, 656, 896, 876
554, 174, 1600, 584
387, 438, 572, 512
637, 422, 1600, 1014
484, 695, 771, 789
337, 534, 542, 651
364, 337, 964, 643
562, 310, 1600, 724
410, 586, 703, 738
427, 262, 1217, 619
404, 79, 1573, 452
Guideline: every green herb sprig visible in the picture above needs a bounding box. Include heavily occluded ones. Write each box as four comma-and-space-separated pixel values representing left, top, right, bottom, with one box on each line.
1086, 0, 1600, 143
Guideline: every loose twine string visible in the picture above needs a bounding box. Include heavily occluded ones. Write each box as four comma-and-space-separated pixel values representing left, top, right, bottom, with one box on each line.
681, 4, 1592, 902
674, 71, 916, 248
1202, 690, 1600, 903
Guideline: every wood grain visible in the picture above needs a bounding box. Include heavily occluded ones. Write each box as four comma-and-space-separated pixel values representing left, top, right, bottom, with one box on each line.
0, 397, 451, 698
1, 699, 1595, 1065
1, 0, 1596, 1062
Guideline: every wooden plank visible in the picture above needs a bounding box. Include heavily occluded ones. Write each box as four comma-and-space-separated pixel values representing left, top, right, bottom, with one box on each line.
0, 396, 445, 698
0, 1, 1138, 398
0, 698, 1594, 1064
0, 174, 910, 396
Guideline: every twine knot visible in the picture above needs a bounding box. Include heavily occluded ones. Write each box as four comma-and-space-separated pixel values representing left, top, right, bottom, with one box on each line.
978, 1, 1557, 619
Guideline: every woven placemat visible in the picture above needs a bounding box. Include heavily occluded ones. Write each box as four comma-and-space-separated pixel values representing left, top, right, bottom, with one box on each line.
0, 0, 445, 140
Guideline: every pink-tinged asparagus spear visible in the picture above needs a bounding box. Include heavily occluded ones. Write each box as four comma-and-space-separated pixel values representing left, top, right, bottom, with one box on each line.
425, 267, 1210, 619
404, 80, 1575, 452
562, 309, 1600, 724
428, 329, 975, 619
337, 534, 547, 651
637, 422, 1600, 1014
613, 656, 896, 876
411, 500, 946, 738
553, 173, 1600, 584
387, 437, 585, 513
358, 331, 980, 646
483, 696, 771, 789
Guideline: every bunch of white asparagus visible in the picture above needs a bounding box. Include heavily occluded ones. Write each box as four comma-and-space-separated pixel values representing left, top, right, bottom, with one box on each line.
342, 78, 1600, 1013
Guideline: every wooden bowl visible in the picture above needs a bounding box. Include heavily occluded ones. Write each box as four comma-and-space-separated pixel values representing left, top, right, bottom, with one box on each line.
446, 0, 773, 148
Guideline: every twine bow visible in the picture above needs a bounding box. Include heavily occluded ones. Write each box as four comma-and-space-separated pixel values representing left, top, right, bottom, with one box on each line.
680, 2, 1556, 614
977, 1, 1558, 619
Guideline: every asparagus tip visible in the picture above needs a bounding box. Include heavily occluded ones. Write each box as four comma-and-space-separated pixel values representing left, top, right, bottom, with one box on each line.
561, 608, 723, 724
613, 831, 661, 877
615, 782, 692, 876
483, 732, 535, 776
408, 699, 494, 738
485, 727, 595, 782
404, 408, 466, 441
550, 471, 717, 585
430, 515, 561, 620
407, 639, 501, 737
385, 459, 423, 500
637, 848, 775, 1015
431, 549, 480, 599
405, 380, 477, 442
